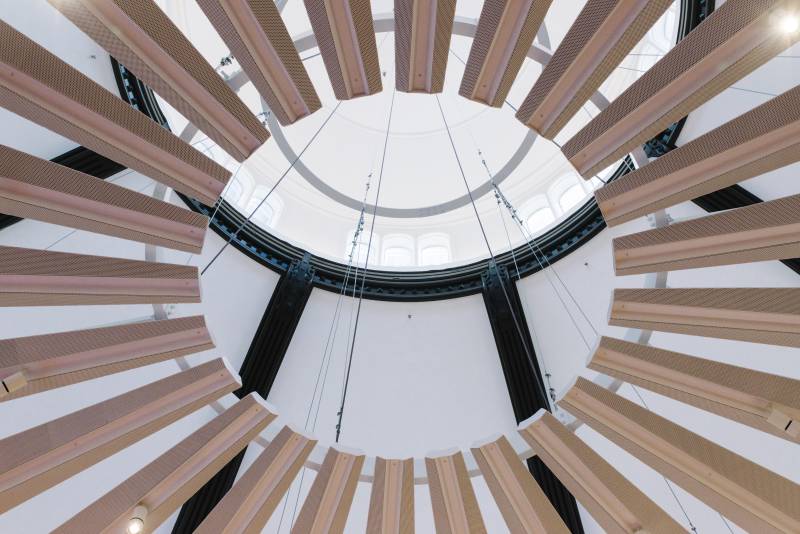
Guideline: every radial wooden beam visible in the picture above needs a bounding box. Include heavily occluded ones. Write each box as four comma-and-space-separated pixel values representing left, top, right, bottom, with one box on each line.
609, 288, 800, 347
519, 410, 685, 534
516, 0, 673, 139
471, 435, 569, 534
426, 449, 487, 534
195, 425, 316, 534
395, 0, 456, 93
563, 0, 800, 178
0, 358, 240, 515
54, 393, 275, 534
366, 457, 414, 534
0, 145, 208, 253
303, 0, 382, 100
459, 0, 554, 107
0, 316, 212, 401
0, 246, 200, 306
0, 21, 230, 205
588, 336, 800, 443
597, 85, 800, 226
613, 194, 800, 275
196, 0, 321, 126
48, 0, 269, 161
560, 378, 800, 534
292, 445, 365, 534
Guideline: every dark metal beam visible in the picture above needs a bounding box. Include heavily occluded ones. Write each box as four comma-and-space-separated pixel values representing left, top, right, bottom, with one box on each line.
171, 255, 315, 533
481, 263, 585, 533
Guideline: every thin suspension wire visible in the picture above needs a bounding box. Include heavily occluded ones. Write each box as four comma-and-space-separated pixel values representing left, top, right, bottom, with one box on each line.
335, 89, 397, 443
201, 102, 342, 276
435, 94, 551, 409
630, 385, 700, 533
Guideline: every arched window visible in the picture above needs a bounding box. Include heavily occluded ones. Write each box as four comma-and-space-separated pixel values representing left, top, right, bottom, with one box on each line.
382, 234, 415, 267
526, 207, 555, 234
418, 233, 451, 267
559, 184, 586, 213
244, 186, 282, 228
345, 229, 380, 266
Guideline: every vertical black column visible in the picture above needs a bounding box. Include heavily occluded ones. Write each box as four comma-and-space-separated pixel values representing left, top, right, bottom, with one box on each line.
171, 255, 315, 533
481, 263, 585, 533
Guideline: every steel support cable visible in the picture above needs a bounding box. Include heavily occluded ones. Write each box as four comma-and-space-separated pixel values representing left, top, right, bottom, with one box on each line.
434, 94, 551, 410
335, 89, 397, 443
201, 102, 343, 276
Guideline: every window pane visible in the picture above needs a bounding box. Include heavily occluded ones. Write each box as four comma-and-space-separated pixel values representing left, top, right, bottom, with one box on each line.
384, 247, 413, 267
526, 208, 555, 233
420, 246, 450, 266
559, 184, 586, 213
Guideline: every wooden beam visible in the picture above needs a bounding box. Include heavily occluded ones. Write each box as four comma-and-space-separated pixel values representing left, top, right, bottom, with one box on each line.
471, 435, 569, 534
560, 378, 800, 534
48, 0, 269, 161
196, 0, 321, 126
54, 393, 276, 534
597, 85, 800, 226
459, 0, 554, 107
0, 316, 212, 401
563, 0, 800, 178
0, 145, 208, 253
609, 288, 800, 347
366, 457, 414, 534
303, 0, 382, 100
516, 0, 673, 138
0, 20, 230, 204
0, 359, 240, 514
519, 410, 685, 534
195, 425, 316, 534
395, 0, 456, 93
0, 245, 200, 306
588, 336, 800, 442
426, 449, 487, 534
613, 194, 800, 274
292, 446, 365, 534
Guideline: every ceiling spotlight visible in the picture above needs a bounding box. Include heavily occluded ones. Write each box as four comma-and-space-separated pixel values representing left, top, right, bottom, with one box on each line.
127, 505, 148, 534
780, 15, 800, 33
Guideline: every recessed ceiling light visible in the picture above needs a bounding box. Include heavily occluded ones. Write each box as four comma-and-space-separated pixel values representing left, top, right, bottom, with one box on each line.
779, 15, 800, 34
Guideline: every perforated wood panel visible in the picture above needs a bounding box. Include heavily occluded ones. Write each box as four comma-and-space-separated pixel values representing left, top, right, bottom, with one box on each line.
0, 359, 239, 515
560, 378, 800, 534
426, 451, 487, 534
292, 447, 365, 534
516, 0, 673, 138
196, 0, 321, 126
48, 0, 268, 161
0, 316, 212, 401
0, 145, 208, 252
471, 436, 569, 534
366, 457, 414, 534
459, 0, 553, 107
54, 394, 275, 534
0, 21, 230, 204
304, 0, 382, 100
196, 426, 317, 534
596, 84, 800, 225
394, 0, 456, 93
519, 411, 684, 534
563, 0, 800, 178
0, 245, 200, 306
613, 194, 800, 274
610, 288, 800, 347
589, 336, 800, 443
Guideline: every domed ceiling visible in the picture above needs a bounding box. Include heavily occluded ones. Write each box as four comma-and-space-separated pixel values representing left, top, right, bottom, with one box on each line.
159, 0, 681, 269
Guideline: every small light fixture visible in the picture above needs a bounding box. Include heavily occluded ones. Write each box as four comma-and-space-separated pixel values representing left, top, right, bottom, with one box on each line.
127, 505, 148, 534
779, 14, 800, 34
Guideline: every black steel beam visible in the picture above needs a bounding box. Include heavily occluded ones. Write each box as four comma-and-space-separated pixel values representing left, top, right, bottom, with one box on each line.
171, 255, 315, 533
481, 264, 585, 533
